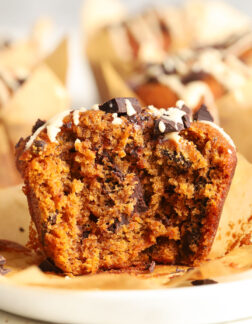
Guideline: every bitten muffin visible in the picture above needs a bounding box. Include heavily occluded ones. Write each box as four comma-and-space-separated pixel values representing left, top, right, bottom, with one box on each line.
16, 98, 237, 275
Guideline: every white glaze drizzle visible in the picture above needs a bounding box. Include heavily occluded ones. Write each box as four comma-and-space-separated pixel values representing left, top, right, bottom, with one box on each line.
158, 120, 166, 133
25, 110, 72, 149
157, 74, 215, 109
92, 104, 100, 111
200, 120, 236, 149
192, 49, 248, 91
125, 99, 136, 116
73, 109, 80, 126
148, 105, 186, 143
176, 99, 185, 109
162, 107, 186, 124
26, 106, 95, 150
73, 107, 87, 126
112, 113, 123, 125
164, 132, 181, 143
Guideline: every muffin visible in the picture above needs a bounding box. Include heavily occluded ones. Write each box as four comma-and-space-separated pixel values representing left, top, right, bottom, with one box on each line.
133, 39, 252, 121
85, 0, 251, 101
16, 98, 237, 275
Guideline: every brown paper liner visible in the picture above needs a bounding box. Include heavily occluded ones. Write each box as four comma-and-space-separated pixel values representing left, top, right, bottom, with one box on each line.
0, 124, 20, 187
0, 64, 70, 146
0, 153, 252, 290
44, 38, 69, 85
0, 30, 69, 188
216, 79, 252, 162
86, 30, 138, 100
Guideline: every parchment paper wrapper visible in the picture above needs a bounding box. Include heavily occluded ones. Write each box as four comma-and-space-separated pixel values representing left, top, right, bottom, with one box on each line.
216, 79, 252, 163
0, 153, 252, 290
0, 26, 70, 188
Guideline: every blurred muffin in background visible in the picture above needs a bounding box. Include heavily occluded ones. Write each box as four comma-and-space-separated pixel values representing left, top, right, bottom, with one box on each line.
84, 0, 251, 97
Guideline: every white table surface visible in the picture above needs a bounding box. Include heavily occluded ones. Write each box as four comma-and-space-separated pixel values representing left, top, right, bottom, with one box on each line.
1, 309, 252, 324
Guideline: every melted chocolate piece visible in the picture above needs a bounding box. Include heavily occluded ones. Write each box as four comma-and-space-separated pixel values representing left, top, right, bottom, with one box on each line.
111, 165, 125, 182
132, 179, 148, 213
181, 71, 209, 84
99, 98, 141, 115
89, 213, 98, 223
39, 258, 63, 274
19, 227, 25, 232
32, 119, 46, 134
193, 104, 214, 122
191, 279, 218, 286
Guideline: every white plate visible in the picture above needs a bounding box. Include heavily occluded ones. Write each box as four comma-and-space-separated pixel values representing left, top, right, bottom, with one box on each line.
0, 278, 252, 324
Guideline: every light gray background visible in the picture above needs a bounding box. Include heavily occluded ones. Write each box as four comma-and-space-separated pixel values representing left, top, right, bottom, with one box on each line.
0, 0, 250, 30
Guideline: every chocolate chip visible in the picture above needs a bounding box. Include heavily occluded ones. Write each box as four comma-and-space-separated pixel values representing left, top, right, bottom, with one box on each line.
32, 119, 46, 133
82, 231, 90, 239
99, 97, 141, 116
162, 150, 192, 169
148, 261, 156, 273
17, 77, 26, 86
191, 279, 218, 286
19, 227, 25, 232
0, 255, 6, 266
132, 178, 148, 213
48, 212, 58, 225
34, 140, 46, 150
193, 104, 214, 122
89, 213, 98, 223
182, 114, 191, 128
180, 104, 191, 115
154, 117, 184, 135
181, 71, 209, 84
111, 166, 125, 182
39, 258, 63, 274
108, 214, 129, 233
